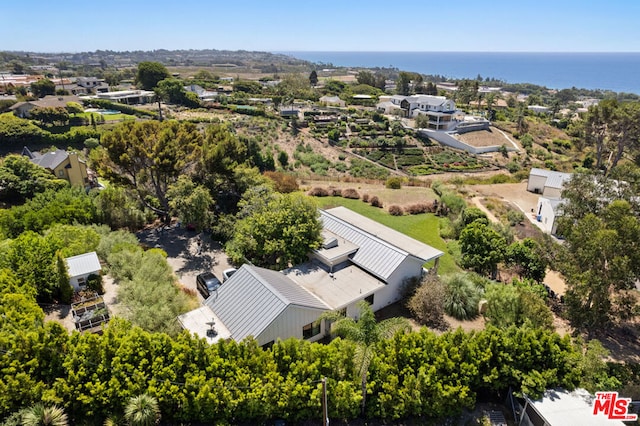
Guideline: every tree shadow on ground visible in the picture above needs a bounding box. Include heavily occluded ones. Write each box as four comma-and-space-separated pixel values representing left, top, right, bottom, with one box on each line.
136, 225, 221, 275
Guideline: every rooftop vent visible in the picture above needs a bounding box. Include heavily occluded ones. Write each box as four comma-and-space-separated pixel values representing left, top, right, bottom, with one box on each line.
323, 237, 338, 250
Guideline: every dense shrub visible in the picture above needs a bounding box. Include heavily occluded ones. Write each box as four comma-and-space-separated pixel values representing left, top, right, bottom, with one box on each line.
341, 188, 360, 199
443, 274, 482, 320
264, 171, 299, 193
388, 204, 404, 216
362, 193, 370, 202
86, 273, 104, 295
507, 209, 525, 226
308, 187, 329, 197
484, 282, 554, 330
328, 187, 342, 197
369, 196, 383, 208
405, 203, 430, 215
407, 275, 448, 329
385, 176, 403, 189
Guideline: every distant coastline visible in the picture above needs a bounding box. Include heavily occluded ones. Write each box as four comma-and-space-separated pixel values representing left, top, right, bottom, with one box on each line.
280, 51, 640, 95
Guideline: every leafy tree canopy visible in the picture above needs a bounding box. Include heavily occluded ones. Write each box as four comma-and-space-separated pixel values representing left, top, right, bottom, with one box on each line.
30, 78, 56, 98
0, 154, 68, 203
135, 61, 171, 90
226, 192, 322, 269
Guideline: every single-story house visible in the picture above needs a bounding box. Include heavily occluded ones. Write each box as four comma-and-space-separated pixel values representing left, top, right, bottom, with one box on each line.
93, 90, 155, 104
65, 252, 102, 291
23, 146, 90, 187
10, 95, 81, 118
179, 207, 444, 346
516, 388, 629, 426
178, 264, 330, 346
527, 168, 572, 198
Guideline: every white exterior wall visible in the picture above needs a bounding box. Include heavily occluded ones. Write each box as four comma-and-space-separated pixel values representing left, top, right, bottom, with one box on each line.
69, 272, 98, 291
535, 198, 558, 234
527, 175, 548, 193
542, 186, 562, 199
256, 306, 326, 346
370, 257, 421, 311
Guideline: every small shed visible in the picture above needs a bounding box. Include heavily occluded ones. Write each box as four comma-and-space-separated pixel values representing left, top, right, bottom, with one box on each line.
65, 252, 101, 291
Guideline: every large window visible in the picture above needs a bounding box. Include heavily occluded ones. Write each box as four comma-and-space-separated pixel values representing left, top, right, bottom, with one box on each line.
302, 321, 321, 339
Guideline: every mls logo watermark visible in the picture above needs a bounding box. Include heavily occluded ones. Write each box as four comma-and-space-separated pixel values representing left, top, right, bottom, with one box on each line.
592, 392, 638, 421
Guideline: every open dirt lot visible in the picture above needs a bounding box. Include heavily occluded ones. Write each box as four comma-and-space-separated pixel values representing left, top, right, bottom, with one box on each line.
455, 127, 515, 148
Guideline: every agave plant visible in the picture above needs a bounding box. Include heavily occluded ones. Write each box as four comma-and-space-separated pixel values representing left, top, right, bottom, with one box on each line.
21, 404, 68, 426
124, 394, 160, 426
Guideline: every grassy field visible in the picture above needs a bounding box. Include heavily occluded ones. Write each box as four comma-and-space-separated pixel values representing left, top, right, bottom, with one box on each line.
314, 196, 459, 274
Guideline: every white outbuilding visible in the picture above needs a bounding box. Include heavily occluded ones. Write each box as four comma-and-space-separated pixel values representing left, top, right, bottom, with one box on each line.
65, 252, 102, 291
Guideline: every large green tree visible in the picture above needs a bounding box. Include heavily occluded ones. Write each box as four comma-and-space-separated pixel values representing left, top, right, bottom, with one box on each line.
30, 79, 56, 98
135, 61, 171, 90
505, 238, 547, 282
396, 72, 411, 96
167, 176, 213, 231
97, 120, 202, 216
562, 200, 640, 329
0, 155, 67, 203
581, 100, 640, 173
459, 221, 507, 278
225, 192, 322, 269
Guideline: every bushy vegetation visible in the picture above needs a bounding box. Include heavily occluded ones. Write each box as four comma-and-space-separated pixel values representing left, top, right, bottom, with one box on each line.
0, 274, 593, 425
107, 244, 195, 335
388, 204, 403, 216
341, 188, 360, 199
442, 273, 482, 320
369, 195, 383, 208
407, 275, 448, 329
385, 176, 403, 189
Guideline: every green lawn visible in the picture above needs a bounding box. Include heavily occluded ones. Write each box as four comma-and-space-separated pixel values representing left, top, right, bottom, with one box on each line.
314, 196, 460, 274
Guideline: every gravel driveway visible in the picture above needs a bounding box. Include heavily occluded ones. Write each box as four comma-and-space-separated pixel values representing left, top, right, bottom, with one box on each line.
135, 226, 234, 302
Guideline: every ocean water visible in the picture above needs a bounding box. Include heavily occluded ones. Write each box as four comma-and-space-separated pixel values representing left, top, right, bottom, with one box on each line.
281, 52, 640, 95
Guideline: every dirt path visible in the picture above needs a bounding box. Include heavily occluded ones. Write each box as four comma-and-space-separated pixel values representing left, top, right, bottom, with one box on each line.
470, 196, 500, 223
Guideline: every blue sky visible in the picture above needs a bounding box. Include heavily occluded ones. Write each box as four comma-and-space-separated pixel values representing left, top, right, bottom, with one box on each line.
2, 0, 639, 53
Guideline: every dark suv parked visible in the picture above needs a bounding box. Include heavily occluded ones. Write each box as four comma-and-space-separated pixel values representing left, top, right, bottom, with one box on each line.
196, 272, 221, 299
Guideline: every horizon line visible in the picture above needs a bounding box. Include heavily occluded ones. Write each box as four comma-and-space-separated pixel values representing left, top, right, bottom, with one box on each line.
2, 49, 640, 55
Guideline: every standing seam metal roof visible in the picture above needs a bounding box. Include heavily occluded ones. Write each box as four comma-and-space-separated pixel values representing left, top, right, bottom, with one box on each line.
545, 173, 571, 189
65, 252, 101, 278
205, 265, 328, 341
320, 212, 409, 281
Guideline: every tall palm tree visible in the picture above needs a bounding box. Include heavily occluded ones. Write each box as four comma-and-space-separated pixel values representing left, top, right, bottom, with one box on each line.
21, 404, 68, 426
124, 394, 160, 426
321, 300, 410, 416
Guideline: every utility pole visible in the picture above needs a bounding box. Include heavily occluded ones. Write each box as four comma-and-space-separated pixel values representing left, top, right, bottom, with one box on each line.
322, 377, 329, 425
